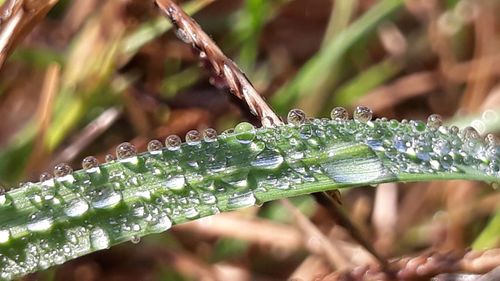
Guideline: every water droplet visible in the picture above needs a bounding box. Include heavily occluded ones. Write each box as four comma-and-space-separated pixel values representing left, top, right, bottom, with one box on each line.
411, 120, 426, 133
131, 236, 141, 244
485, 134, 497, 145
91, 187, 122, 209
287, 109, 306, 125
234, 122, 256, 144
186, 130, 201, 145
147, 140, 163, 154
0, 187, 5, 205
184, 207, 200, 219
27, 212, 53, 232
39, 172, 53, 182
462, 126, 480, 140
90, 227, 110, 250
251, 149, 284, 169
116, 142, 137, 159
150, 214, 172, 232
432, 139, 450, 155
53, 163, 72, 178
227, 191, 256, 209
165, 135, 181, 150
330, 107, 349, 121
0, 229, 10, 243
200, 192, 217, 204
64, 199, 89, 217
164, 174, 186, 190
105, 154, 116, 162
203, 128, 218, 142
353, 106, 373, 122
427, 114, 443, 129
82, 156, 99, 170
175, 28, 191, 44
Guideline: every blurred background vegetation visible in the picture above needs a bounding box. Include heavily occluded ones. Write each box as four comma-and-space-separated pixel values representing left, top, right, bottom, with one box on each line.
0, 0, 499, 280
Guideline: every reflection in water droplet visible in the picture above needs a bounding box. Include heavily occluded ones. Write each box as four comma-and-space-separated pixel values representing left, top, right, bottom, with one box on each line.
91, 187, 122, 209
227, 191, 256, 209
234, 122, 256, 144
131, 236, 141, 244
175, 28, 191, 43
116, 142, 137, 159
90, 227, 110, 250
105, 154, 116, 162
39, 172, 53, 182
353, 106, 373, 122
287, 109, 306, 125
203, 128, 218, 142
64, 199, 89, 217
186, 130, 201, 145
0, 229, 9, 243
165, 135, 182, 150
150, 214, 172, 232
200, 192, 217, 204
164, 174, 186, 190
82, 156, 99, 171
54, 163, 72, 178
27, 212, 53, 232
184, 207, 199, 219
330, 107, 349, 121
147, 140, 163, 154
427, 114, 443, 129
251, 149, 284, 169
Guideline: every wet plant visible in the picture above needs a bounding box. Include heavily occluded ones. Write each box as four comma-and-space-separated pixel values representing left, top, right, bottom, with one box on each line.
0, 107, 499, 279
0, 0, 499, 280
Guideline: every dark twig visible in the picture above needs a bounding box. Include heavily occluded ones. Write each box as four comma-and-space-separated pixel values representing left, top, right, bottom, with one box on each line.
155, 0, 282, 127
0, 0, 59, 69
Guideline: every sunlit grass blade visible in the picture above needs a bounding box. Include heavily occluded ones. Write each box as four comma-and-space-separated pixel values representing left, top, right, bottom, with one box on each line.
473, 208, 500, 250
0, 112, 498, 280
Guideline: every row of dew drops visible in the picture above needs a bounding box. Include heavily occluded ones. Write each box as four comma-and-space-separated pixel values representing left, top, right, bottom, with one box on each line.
0, 106, 498, 197
1, 106, 499, 279
23, 106, 377, 185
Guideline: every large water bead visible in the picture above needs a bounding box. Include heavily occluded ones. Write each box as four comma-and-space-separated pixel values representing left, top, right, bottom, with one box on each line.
53, 163, 73, 178
147, 140, 163, 152
462, 126, 480, 140
234, 122, 256, 144
287, 109, 307, 125
353, 106, 373, 122
105, 154, 116, 162
82, 156, 99, 170
427, 114, 443, 129
330, 107, 349, 121
116, 142, 137, 159
186, 130, 201, 145
203, 128, 218, 142
165, 135, 182, 150
39, 172, 53, 182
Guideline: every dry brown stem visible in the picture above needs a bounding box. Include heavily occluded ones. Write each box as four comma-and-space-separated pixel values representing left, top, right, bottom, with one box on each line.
155, 0, 282, 127
0, 0, 59, 68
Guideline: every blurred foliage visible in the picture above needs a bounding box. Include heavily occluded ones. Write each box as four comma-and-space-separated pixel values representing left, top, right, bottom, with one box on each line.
0, 0, 499, 280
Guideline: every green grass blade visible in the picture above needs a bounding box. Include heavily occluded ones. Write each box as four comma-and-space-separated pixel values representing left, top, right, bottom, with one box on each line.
271, 0, 404, 114
332, 58, 401, 107
473, 208, 500, 250
0, 113, 498, 280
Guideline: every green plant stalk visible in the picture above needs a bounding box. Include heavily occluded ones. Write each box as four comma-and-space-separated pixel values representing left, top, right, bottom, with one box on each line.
0, 117, 498, 280
473, 208, 500, 250
271, 0, 404, 114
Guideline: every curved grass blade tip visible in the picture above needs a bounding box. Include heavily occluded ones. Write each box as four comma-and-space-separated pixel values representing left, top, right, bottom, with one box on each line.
0, 107, 499, 280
